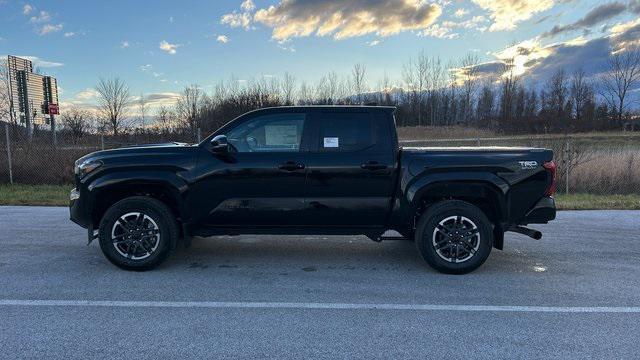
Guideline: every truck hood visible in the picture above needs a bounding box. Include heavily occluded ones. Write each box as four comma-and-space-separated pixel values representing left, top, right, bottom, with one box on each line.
79, 142, 194, 160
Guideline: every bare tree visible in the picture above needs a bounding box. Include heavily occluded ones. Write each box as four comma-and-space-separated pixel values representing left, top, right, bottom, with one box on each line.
176, 84, 202, 136
280, 72, 297, 105
352, 63, 367, 104
476, 82, 495, 127
95, 78, 131, 135
138, 93, 147, 130
599, 49, 640, 125
570, 68, 591, 124
61, 107, 92, 138
156, 105, 174, 134
498, 57, 519, 130
0, 59, 10, 123
460, 53, 480, 124
298, 81, 312, 105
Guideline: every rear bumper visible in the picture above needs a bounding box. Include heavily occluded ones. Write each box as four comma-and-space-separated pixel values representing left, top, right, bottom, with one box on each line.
521, 196, 556, 224
69, 188, 91, 229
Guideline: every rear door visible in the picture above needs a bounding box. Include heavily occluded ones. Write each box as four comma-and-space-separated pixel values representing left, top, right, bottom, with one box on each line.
303, 110, 396, 227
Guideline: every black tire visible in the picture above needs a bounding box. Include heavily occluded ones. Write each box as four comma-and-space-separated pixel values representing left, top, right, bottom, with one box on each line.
415, 200, 493, 274
98, 196, 178, 271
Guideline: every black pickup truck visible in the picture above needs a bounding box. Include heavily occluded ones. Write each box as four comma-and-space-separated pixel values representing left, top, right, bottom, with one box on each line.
70, 106, 556, 274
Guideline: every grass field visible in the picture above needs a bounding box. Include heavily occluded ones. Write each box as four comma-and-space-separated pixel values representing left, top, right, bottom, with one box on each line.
1, 184, 638, 210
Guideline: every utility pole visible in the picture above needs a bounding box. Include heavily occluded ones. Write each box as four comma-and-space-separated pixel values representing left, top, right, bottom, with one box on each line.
50, 113, 57, 146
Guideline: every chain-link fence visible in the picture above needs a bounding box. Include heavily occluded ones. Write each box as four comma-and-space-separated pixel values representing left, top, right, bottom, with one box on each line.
1, 122, 639, 195
400, 134, 640, 195
0, 123, 200, 185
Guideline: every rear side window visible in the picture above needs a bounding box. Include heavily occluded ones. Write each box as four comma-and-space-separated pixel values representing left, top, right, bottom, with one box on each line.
316, 113, 377, 152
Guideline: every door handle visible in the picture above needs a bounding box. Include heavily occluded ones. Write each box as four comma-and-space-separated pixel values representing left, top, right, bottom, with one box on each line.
361, 161, 387, 171
278, 161, 305, 171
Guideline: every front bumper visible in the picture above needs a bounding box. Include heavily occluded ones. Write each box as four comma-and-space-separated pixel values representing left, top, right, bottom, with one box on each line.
521, 196, 556, 224
69, 188, 91, 228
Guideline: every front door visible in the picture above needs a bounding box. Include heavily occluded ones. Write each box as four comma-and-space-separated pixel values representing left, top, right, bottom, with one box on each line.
195, 112, 310, 227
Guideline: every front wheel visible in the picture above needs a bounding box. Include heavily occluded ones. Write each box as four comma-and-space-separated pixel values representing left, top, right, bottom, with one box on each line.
415, 200, 493, 274
98, 196, 178, 271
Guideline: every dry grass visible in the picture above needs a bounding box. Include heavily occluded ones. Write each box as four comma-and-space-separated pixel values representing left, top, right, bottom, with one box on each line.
397, 126, 497, 140
569, 149, 639, 195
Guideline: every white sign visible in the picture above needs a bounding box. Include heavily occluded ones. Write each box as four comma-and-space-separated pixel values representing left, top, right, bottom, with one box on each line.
324, 137, 339, 148
265, 125, 298, 146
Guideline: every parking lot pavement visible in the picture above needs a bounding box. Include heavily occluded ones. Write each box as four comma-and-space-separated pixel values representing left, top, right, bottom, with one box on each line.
0, 206, 639, 359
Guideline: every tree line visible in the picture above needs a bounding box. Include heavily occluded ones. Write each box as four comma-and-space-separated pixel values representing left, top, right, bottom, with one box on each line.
3, 48, 639, 140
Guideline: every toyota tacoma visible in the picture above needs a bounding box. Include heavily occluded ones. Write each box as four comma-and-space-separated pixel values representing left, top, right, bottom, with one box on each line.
70, 106, 556, 274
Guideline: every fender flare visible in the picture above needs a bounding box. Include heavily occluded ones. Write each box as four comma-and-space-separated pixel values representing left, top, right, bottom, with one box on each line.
405, 171, 509, 222
86, 170, 191, 223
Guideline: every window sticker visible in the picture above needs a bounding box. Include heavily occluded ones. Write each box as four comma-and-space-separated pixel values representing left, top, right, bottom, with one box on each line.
265, 125, 299, 146
324, 137, 339, 148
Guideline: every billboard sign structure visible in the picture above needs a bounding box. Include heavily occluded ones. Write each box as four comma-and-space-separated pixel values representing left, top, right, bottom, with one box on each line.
6, 55, 60, 136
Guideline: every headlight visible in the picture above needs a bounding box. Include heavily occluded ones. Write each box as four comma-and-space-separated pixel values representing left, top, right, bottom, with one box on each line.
74, 159, 102, 177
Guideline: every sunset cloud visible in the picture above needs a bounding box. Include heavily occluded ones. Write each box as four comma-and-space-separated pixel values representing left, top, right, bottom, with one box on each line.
472, 0, 555, 31
542, 1, 628, 38
223, 0, 442, 41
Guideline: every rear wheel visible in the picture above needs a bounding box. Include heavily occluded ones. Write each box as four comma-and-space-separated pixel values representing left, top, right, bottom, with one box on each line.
415, 200, 493, 274
98, 196, 178, 271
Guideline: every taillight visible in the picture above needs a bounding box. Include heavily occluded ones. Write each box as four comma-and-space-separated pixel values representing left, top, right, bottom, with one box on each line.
543, 161, 557, 196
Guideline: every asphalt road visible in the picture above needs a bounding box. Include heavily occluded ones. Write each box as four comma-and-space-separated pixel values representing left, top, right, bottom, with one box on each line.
0, 206, 639, 359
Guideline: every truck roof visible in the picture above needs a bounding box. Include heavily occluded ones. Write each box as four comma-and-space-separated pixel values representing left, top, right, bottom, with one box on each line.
247, 105, 397, 115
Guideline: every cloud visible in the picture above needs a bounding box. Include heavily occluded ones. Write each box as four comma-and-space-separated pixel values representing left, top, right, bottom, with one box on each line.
15, 56, 64, 68
471, 0, 555, 31
140, 64, 152, 71
455, 30, 637, 89
542, 2, 628, 38
454, 9, 469, 18
225, 0, 442, 41
168, 16, 174, 23
38, 23, 63, 35
159, 40, 180, 54
421, 23, 459, 39
63, 32, 75, 37
220, 11, 252, 29
366, 39, 381, 46
609, 18, 640, 50
75, 88, 99, 100
216, 35, 230, 43
120, 41, 130, 49
29, 10, 51, 23
23, 4, 33, 15
240, 0, 255, 11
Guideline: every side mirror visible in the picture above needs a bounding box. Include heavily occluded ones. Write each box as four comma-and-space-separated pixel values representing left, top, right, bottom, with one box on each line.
210, 135, 229, 154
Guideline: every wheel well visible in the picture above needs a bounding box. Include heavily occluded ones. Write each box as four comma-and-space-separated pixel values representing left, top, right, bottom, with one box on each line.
91, 183, 182, 227
413, 182, 506, 250
414, 182, 504, 226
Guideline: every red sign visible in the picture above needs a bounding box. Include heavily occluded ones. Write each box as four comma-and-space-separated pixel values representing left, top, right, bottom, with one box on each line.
48, 104, 59, 115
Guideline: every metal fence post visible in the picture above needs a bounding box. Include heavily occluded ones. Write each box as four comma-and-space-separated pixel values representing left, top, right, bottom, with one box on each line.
564, 139, 570, 195
197, 128, 202, 143
4, 123, 13, 185
101, 134, 105, 150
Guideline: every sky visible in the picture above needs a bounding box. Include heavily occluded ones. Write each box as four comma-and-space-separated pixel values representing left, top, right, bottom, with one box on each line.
1, 0, 639, 111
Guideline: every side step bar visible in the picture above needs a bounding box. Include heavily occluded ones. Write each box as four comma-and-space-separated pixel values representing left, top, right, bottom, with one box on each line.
508, 225, 542, 240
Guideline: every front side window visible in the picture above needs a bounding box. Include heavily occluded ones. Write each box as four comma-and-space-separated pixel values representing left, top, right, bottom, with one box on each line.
227, 113, 306, 153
